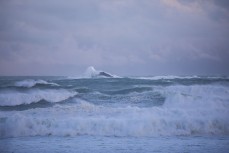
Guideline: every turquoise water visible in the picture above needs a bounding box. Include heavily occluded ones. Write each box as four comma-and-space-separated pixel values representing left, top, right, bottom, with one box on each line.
0, 76, 229, 152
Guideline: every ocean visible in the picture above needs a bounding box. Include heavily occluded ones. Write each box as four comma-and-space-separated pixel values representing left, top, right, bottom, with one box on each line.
0, 75, 229, 152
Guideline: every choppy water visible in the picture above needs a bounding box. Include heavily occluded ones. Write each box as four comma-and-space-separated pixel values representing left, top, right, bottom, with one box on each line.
0, 75, 229, 152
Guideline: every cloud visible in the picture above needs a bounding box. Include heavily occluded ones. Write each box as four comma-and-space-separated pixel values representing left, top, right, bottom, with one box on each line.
161, 0, 203, 13
212, 0, 229, 10
0, 0, 229, 75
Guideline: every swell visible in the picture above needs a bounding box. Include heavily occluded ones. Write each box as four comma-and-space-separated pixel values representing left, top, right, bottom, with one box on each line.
133, 76, 229, 86
104, 86, 152, 95
0, 79, 60, 90
0, 89, 77, 106
14, 79, 59, 88
77, 89, 165, 108
74, 87, 91, 93
0, 100, 54, 111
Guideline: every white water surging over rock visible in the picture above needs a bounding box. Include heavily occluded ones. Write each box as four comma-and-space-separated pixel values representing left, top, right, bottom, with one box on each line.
84, 66, 116, 78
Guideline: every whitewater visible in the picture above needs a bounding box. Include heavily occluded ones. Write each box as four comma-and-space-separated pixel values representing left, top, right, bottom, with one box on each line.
0, 70, 229, 152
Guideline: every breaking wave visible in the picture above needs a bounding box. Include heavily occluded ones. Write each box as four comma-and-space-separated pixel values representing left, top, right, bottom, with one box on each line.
0, 101, 228, 138
0, 76, 229, 138
0, 84, 228, 138
14, 79, 59, 88
0, 89, 77, 106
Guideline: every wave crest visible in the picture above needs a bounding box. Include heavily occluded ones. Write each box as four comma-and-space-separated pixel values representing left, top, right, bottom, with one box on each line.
14, 79, 59, 88
0, 89, 77, 106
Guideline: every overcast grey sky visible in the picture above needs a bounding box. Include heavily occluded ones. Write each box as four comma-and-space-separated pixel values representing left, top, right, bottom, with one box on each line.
0, 0, 229, 76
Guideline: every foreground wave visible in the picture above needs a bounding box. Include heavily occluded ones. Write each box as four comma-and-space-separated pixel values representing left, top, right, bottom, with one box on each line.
0, 96, 228, 138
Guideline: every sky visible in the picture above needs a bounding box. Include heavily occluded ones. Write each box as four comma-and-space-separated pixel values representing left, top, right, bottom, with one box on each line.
0, 0, 229, 76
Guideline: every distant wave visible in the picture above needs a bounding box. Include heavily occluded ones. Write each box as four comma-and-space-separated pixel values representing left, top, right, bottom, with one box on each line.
104, 86, 153, 95
0, 89, 77, 106
135, 75, 198, 80
134, 75, 228, 80
14, 79, 59, 88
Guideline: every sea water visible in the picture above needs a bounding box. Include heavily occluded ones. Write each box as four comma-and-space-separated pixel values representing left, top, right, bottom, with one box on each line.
0, 75, 229, 152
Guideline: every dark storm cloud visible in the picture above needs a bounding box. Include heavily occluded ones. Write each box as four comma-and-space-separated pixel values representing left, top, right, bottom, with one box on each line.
0, 0, 229, 76
213, 0, 229, 10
